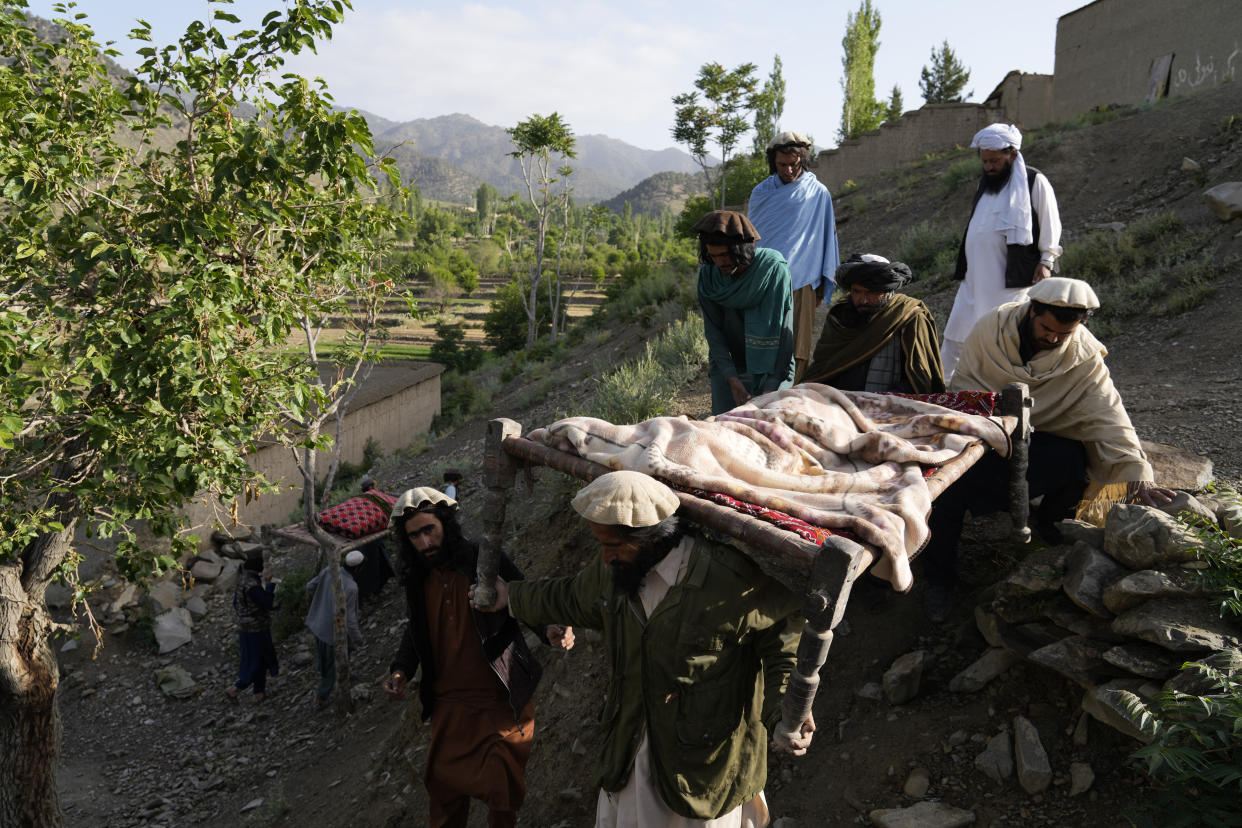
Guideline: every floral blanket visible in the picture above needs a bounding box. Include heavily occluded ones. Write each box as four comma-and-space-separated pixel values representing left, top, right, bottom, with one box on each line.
526, 384, 1010, 591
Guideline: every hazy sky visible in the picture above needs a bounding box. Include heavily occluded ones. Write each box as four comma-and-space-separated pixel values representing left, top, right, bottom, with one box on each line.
23, 0, 1089, 152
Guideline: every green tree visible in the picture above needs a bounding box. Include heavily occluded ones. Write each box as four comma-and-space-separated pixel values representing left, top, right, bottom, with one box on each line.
886, 84, 904, 122
752, 54, 786, 155
507, 112, 576, 348
919, 40, 972, 103
0, 1, 401, 821
475, 181, 497, 235
671, 62, 759, 209
838, 0, 885, 142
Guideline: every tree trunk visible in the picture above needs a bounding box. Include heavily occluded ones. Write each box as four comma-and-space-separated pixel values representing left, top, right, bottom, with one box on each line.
0, 523, 75, 827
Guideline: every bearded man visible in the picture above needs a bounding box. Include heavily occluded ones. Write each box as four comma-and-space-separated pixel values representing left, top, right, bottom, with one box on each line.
802, 253, 944, 393
748, 131, 840, 383
941, 123, 1063, 383
694, 209, 795, 415
381, 487, 570, 828
921, 278, 1174, 622
471, 471, 814, 826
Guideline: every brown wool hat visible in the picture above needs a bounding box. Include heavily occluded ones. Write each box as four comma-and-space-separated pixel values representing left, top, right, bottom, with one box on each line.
1028, 277, 1100, 310
691, 210, 761, 244
571, 471, 681, 528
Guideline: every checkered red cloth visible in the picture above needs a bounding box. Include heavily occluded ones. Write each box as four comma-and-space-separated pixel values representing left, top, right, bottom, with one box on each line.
315, 491, 397, 539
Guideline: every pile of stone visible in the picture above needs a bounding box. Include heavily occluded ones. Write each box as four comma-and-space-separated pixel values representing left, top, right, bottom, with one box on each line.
966, 490, 1241, 742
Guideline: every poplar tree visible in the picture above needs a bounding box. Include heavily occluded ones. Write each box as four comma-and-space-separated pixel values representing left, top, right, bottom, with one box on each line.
838, 0, 885, 142
752, 54, 786, 155
920, 40, 973, 103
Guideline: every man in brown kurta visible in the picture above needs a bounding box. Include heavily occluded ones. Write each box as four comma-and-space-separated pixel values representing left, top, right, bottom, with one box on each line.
382, 487, 571, 828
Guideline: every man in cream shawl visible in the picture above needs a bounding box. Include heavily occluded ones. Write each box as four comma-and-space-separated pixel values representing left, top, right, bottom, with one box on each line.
920, 277, 1173, 621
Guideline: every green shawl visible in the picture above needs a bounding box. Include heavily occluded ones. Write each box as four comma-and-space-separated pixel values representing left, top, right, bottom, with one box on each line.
803, 293, 945, 393
697, 247, 791, 378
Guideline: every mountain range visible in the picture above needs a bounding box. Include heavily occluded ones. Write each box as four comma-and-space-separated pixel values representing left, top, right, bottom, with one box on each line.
358, 112, 704, 209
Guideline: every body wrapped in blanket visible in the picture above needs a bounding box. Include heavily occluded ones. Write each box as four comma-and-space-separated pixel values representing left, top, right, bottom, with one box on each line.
526, 384, 1010, 592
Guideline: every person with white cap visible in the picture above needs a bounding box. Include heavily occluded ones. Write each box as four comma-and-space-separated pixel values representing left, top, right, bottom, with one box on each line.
471, 470, 813, 826
919, 278, 1174, 621
747, 131, 840, 383
305, 548, 366, 709
941, 122, 1063, 383
380, 487, 568, 828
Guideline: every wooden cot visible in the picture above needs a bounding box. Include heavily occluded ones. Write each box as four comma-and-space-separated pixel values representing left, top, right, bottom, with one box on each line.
470, 383, 1033, 748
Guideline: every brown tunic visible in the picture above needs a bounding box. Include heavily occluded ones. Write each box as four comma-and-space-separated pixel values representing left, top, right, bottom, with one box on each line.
422, 568, 534, 814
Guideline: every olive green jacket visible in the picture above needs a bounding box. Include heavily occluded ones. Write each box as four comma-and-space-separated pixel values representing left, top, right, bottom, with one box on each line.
507, 535, 802, 819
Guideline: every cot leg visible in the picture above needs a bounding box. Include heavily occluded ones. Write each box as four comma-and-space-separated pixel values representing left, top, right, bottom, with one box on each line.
776, 536, 870, 747
475, 418, 522, 608
1001, 382, 1032, 544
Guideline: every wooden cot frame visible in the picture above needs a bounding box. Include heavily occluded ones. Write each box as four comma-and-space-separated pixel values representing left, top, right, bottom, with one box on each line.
471, 383, 1033, 746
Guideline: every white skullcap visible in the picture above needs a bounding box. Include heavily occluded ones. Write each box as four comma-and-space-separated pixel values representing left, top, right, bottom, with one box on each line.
571, 471, 680, 528
344, 550, 365, 567
389, 487, 458, 529
1028, 277, 1100, 310
768, 130, 812, 151
858, 253, 890, 263
971, 123, 1023, 151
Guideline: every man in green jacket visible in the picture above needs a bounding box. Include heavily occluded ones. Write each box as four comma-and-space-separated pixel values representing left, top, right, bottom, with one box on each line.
471, 471, 814, 824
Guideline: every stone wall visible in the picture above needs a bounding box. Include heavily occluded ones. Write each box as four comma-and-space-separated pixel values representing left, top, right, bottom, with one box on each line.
1053, 0, 1242, 121
181, 361, 443, 537
812, 102, 1008, 193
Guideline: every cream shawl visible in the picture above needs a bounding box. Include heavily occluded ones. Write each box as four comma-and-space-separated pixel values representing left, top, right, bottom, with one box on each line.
951, 302, 1151, 483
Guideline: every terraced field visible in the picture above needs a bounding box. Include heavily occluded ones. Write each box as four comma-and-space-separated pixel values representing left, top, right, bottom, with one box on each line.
316, 272, 608, 359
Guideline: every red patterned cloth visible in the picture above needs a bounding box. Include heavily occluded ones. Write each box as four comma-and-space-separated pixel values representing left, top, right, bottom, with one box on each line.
880, 390, 998, 417
316, 491, 397, 539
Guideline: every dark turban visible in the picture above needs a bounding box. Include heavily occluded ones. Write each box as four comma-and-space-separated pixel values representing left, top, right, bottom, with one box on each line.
692, 210, 761, 245
835, 254, 912, 292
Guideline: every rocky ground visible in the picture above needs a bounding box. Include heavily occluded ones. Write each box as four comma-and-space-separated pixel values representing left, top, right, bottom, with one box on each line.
53, 83, 1242, 827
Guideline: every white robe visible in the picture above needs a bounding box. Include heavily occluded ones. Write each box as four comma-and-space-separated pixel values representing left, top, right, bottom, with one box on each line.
942, 172, 1062, 380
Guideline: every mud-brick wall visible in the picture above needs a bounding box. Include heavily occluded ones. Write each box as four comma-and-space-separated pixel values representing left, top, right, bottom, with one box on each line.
181, 362, 444, 537
986, 72, 1056, 129
812, 103, 1007, 193
1053, 0, 1242, 120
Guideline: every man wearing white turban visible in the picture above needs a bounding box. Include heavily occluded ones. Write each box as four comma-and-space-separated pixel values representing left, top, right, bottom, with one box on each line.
940, 123, 1063, 383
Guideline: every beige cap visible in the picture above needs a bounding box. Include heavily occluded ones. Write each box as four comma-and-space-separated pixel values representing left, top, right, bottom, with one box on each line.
390, 486, 458, 529
768, 130, 812, 151
344, 550, 365, 567
1028, 277, 1100, 310
571, 471, 680, 528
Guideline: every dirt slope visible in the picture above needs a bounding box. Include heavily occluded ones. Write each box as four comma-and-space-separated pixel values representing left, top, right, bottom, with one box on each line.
55, 82, 1242, 827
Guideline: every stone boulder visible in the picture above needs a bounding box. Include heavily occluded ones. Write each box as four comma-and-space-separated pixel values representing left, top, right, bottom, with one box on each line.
869, 801, 976, 828
950, 647, 1021, 693
190, 559, 224, 582
1155, 491, 1216, 523
1111, 598, 1242, 653
146, 579, 184, 614
1104, 505, 1205, 570
1140, 440, 1213, 490
1102, 569, 1203, 614
1013, 715, 1052, 794
1063, 542, 1129, 617
883, 650, 927, 705
1204, 181, 1242, 221
1080, 679, 1156, 742
974, 730, 1013, 783
1027, 635, 1113, 687
1102, 642, 1182, 680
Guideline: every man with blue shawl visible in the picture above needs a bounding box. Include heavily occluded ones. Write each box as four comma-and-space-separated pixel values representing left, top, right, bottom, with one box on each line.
747, 131, 840, 383
694, 210, 795, 415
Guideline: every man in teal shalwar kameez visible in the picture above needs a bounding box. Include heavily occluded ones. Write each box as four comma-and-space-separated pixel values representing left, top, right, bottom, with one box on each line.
694, 210, 795, 415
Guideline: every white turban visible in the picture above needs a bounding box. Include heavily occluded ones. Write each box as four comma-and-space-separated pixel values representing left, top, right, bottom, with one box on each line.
970, 123, 1032, 246
971, 123, 1023, 151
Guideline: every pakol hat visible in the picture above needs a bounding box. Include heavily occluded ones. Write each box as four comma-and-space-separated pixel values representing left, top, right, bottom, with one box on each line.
571, 471, 681, 528
767, 130, 812, 151
691, 210, 760, 243
1028, 277, 1100, 310
390, 487, 458, 529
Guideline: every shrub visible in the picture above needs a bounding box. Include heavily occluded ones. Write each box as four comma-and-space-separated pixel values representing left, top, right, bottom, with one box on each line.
272, 563, 316, 642
588, 317, 707, 423
483, 278, 553, 354
430, 319, 484, 373
940, 157, 981, 197
893, 220, 960, 280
